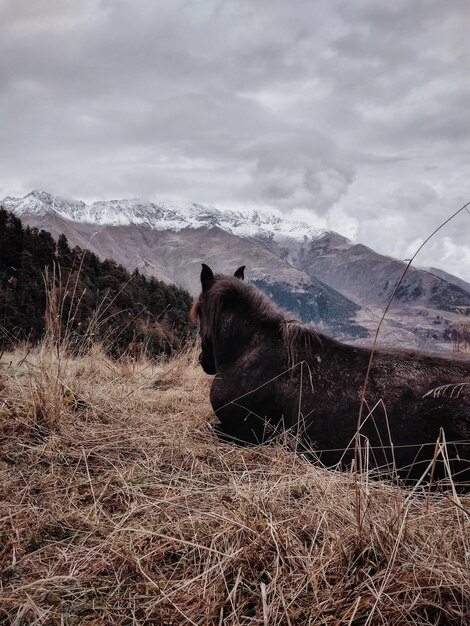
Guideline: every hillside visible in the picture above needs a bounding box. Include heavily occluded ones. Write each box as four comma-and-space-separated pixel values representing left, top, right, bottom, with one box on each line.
0, 208, 192, 354
289, 232, 470, 311
1, 343, 469, 624
428, 266, 470, 296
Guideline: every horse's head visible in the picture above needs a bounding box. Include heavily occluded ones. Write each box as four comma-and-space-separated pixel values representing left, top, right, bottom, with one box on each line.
192, 263, 245, 375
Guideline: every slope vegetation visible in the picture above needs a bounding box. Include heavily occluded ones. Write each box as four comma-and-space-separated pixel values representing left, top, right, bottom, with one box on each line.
0, 208, 192, 354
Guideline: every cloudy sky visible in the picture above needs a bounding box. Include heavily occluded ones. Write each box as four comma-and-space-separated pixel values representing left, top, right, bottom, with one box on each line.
1, 0, 469, 280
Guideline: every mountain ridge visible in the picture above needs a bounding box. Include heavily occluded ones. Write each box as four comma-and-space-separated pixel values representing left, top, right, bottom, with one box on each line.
3, 190, 470, 351
4, 190, 329, 242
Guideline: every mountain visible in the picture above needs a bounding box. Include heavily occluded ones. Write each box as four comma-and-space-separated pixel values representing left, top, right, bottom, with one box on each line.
3, 191, 365, 339
2, 191, 324, 286
427, 266, 470, 295
284, 231, 470, 311
2, 190, 324, 240
3, 190, 470, 350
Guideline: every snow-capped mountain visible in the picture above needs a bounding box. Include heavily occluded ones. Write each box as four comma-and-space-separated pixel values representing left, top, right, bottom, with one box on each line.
3, 190, 86, 220
3, 190, 470, 351
4, 190, 325, 243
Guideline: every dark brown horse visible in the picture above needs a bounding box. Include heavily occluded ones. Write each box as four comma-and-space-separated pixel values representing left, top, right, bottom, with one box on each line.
192, 264, 470, 487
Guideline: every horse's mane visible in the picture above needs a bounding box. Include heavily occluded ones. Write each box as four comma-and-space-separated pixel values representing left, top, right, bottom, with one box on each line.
193, 276, 322, 363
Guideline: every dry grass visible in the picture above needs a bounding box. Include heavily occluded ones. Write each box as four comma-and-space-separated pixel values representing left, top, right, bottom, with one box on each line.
0, 342, 469, 625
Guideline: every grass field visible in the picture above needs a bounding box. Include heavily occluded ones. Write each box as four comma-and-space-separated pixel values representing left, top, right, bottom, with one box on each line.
0, 342, 469, 625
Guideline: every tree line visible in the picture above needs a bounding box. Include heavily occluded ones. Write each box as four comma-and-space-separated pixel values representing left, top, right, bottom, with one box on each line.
0, 207, 193, 356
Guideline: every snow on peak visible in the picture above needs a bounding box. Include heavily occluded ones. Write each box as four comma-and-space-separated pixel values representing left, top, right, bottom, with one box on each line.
3, 190, 86, 219
2, 190, 328, 243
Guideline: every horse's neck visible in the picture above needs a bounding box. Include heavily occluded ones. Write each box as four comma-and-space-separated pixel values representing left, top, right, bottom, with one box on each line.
213, 311, 267, 364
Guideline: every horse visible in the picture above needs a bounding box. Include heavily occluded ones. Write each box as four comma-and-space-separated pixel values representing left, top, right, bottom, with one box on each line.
192, 264, 470, 488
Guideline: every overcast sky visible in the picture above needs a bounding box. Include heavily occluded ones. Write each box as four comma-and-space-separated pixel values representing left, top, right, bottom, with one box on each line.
1, 0, 469, 280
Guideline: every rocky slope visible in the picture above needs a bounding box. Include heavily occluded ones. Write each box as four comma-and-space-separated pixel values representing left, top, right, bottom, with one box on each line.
284, 231, 470, 312
427, 266, 470, 295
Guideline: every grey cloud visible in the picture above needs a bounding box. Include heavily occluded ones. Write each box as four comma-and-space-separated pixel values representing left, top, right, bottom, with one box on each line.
243, 134, 355, 212
0, 0, 469, 279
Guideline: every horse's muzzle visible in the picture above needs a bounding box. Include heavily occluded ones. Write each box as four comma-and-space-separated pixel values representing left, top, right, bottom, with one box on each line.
199, 351, 216, 375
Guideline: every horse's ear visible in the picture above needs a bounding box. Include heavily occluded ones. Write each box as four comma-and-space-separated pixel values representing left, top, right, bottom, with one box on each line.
234, 266, 245, 280
201, 263, 214, 292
